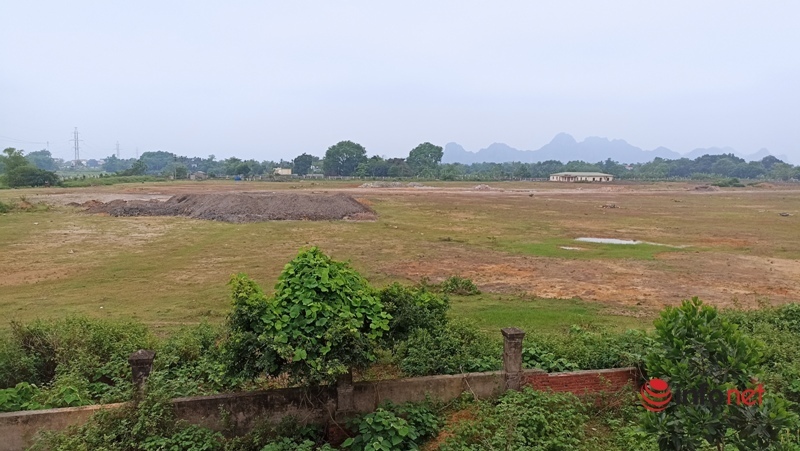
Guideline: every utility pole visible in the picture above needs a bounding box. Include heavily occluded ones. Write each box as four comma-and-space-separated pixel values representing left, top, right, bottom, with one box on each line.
71, 127, 82, 165
116, 141, 120, 158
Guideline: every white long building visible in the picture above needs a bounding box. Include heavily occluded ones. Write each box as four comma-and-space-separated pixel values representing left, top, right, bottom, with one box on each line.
549, 172, 614, 182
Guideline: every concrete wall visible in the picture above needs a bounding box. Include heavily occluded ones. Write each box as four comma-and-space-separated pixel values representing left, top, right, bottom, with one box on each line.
0, 367, 640, 450
0, 324, 643, 450
352, 371, 507, 413
0, 403, 124, 451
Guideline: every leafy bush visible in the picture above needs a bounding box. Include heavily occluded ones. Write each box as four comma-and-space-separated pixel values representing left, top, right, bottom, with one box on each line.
0, 316, 155, 409
343, 402, 441, 451
378, 283, 449, 347
5, 165, 59, 187
712, 177, 745, 187
226, 247, 390, 385
395, 321, 501, 376
0, 382, 45, 412
522, 326, 648, 372
438, 276, 480, 296
153, 322, 238, 397
0, 200, 11, 213
642, 297, 797, 450
439, 388, 587, 450
32, 381, 224, 451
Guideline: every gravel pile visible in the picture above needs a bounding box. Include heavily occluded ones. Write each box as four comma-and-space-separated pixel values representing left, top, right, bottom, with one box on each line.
83, 193, 375, 222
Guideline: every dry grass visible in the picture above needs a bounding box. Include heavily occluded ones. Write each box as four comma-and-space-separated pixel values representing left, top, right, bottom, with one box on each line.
1, 180, 798, 332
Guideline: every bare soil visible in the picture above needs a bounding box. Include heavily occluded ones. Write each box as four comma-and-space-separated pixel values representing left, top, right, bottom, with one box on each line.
78, 192, 375, 222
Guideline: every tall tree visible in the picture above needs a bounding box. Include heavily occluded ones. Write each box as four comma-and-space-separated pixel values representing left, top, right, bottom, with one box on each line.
407, 142, 443, 176
0, 148, 30, 173
102, 155, 133, 173
293, 153, 314, 175
322, 141, 367, 176
25, 150, 58, 171
139, 151, 175, 174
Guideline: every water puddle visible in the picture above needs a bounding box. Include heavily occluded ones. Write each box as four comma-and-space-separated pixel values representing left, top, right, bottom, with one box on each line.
576, 237, 640, 245
575, 237, 689, 248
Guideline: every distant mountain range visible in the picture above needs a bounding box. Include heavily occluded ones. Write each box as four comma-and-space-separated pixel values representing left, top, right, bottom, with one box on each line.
442, 133, 791, 165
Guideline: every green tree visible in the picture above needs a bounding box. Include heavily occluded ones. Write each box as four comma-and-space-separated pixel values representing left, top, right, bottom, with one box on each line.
223, 157, 242, 176
642, 298, 796, 450
407, 142, 443, 176
292, 153, 313, 176
118, 159, 147, 176
25, 150, 58, 171
322, 141, 367, 176
101, 155, 133, 173
234, 162, 250, 177
138, 151, 175, 175
6, 166, 60, 187
0, 148, 30, 173
769, 163, 796, 181
225, 247, 390, 384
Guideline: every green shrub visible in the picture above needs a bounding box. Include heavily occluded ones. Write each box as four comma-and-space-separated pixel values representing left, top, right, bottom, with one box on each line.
522, 326, 648, 372
438, 276, 480, 296
440, 388, 587, 450
0, 200, 11, 213
343, 408, 424, 451
0, 316, 155, 408
226, 247, 390, 385
712, 177, 745, 187
31, 380, 219, 451
0, 382, 45, 412
378, 283, 449, 347
395, 321, 501, 376
642, 297, 797, 450
5, 166, 59, 187
154, 322, 237, 397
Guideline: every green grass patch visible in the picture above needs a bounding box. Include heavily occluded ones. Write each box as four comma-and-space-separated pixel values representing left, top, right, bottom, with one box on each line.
499, 238, 685, 260
449, 293, 652, 334
60, 175, 163, 187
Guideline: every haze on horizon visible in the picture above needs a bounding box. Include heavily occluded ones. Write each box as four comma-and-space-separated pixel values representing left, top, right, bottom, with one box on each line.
1, 1, 798, 163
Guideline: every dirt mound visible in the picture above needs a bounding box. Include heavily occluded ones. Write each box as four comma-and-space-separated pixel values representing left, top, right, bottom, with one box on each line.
84, 193, 376, 222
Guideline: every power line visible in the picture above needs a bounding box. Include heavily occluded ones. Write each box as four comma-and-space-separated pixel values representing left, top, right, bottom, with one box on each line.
0, 134, 48, 145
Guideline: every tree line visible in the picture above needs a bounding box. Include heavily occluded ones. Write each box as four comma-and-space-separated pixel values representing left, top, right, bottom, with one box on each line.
3, 142, 799, 187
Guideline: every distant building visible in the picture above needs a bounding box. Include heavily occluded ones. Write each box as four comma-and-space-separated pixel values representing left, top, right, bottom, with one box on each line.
549, 172, 614, 182
273, 168, 292, 176
190, 171, 207, 180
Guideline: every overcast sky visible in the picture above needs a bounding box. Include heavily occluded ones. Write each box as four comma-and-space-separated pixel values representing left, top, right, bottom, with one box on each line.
2, 1, 798, 162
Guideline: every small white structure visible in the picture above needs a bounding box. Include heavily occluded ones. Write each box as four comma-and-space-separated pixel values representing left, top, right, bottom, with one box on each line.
190, 171, 207, 180
273, 168, 292, 176
549, 172, 614, 182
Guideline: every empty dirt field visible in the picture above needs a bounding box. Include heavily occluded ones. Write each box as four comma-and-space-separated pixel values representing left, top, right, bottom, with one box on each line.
1, 180, 798, 332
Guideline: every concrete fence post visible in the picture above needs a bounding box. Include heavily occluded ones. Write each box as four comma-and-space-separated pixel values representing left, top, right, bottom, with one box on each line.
501, 327, 525, 391
335, 369, 355, 420
128, 349, 156, 390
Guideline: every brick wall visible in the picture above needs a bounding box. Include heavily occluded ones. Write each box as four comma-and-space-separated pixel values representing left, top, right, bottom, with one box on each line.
523, 367, 641, 394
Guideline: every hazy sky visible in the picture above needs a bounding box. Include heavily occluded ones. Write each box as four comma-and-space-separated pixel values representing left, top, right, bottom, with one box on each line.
2, 1, 798, 162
